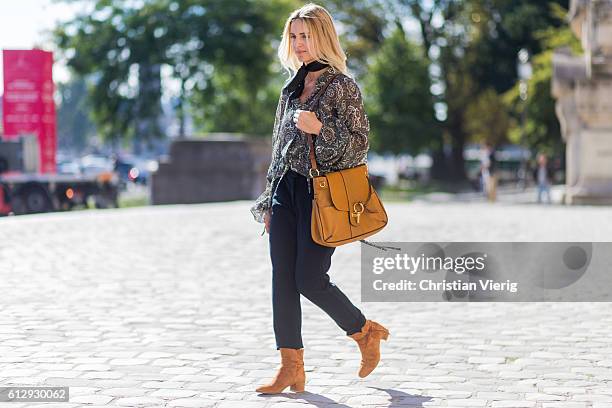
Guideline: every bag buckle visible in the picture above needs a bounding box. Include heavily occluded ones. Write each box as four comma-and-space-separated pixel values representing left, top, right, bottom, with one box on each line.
308, 168, 320, 178
352, 202, 365, 224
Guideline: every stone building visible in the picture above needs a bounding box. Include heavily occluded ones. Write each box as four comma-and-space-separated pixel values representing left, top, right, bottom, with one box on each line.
552, 0, 612, 204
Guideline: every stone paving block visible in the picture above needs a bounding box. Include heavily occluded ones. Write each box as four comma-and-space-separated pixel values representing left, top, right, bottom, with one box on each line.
216, 402, 269, 408
148, 388, 199, 398
98, 387, 148, 397
525, 392, 567, 401
446, 398, 488, 406
114, 396, 165, 406
491, 401, 536, 407
69, 394, 114, 404
141, 381, 184, 389
166, 398, 217, 407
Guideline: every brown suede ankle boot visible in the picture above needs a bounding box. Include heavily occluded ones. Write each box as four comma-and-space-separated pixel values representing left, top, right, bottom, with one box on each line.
348, 319, 390, 378
256, 347, 305, 394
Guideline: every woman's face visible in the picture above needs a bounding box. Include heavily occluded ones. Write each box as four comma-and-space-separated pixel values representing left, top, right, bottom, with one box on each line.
290, 19, 314, 64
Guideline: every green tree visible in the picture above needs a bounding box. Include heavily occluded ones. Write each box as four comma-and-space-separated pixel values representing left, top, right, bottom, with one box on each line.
394, 0, 570, 181
57, 77, 97, 152
464, 88, 510, 147
318, 0, 387, 78
182, 0, 294, 135
363, 24, 439, 155
53, 0, 287, 146
503, 4, 581, 158
191, 65, 285, 135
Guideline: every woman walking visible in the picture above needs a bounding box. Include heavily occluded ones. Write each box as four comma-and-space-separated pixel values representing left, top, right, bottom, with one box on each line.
250, 3, 389, 394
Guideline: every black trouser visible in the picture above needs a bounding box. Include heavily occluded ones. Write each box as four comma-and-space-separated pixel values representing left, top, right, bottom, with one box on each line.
268, 169, 367, 350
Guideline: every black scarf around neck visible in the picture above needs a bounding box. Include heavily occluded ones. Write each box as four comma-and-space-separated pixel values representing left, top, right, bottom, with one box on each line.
284, 60, 330, 100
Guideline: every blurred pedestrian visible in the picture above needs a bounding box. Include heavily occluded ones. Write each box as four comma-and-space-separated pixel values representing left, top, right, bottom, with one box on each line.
480, 143, 497, 202
533, 153, 553, 204
479, 144, 489, 195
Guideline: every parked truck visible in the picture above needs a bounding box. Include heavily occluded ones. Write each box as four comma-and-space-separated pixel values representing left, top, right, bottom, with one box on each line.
0, 136, 119, 215
1, 49, 119, 216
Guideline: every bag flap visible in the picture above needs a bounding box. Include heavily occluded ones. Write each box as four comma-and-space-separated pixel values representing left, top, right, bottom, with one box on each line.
326, 165, 370, 212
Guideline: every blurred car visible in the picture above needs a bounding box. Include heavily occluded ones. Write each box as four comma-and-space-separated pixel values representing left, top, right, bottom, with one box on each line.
131, 158, 158, 185
113, 157, 137, 186
113, 156, 158, 186
79, 154, 114, 176
56, 160, 81, 175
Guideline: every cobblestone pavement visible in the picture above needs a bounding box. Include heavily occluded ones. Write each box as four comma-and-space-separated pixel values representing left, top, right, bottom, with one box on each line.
0, 201, 611, 408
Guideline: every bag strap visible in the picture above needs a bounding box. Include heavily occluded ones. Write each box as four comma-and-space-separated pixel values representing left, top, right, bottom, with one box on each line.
306, 73, 340, 176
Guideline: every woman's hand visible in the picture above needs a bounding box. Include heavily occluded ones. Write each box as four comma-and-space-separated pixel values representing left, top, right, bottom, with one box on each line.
264, 209, 271, 234
293, 109, 323, 135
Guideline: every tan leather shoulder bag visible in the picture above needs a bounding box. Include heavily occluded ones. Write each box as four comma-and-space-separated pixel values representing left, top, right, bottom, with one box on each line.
305, 74, 388, 247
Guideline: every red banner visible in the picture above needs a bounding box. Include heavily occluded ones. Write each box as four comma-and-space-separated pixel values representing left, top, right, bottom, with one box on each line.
2, 49, 57, 173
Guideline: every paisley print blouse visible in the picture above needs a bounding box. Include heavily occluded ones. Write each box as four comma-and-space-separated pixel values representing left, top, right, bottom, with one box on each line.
249, 65, 370, 224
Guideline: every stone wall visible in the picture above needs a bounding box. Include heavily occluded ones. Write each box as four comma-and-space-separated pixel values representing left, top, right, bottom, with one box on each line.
150, 134, 270, 205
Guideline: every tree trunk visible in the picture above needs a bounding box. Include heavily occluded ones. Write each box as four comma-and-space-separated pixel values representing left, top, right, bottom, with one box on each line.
135, 62, 164, 145
450, 130, 467, 181
430, 148, 450, 181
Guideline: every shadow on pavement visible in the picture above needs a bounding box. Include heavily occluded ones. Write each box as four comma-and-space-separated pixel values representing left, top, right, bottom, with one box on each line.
257, 386, 434, 407
369, 386, 435, 407
258, 391, 353, 407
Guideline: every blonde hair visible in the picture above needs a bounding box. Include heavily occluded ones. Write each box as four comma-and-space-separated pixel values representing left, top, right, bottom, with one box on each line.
278, 3, 349, 76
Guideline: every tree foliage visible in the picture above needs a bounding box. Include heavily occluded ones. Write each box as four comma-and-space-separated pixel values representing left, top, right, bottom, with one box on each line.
57, 77, 97, 151
503, 3, 581, 157
465, 88, 510, 146
53, 0, 290, 144
393, 0, 569, 181
363, 23, 439, 155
